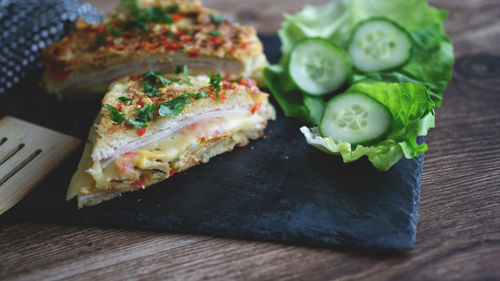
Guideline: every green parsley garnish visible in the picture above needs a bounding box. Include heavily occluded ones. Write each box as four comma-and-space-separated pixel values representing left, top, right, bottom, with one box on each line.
144, 70, 173, 86
106, 25, 124, 36
104, 104, 126, 123
136, 103, 156, 122
119, 96, 132, 102
104, 103, 149, 128
210, 13, 224, 25
168, 5, 179, 13
209, 30, 221, 36
158, 92, 207, 118
209, 72, 222, 100
124, 117, 147, 129
96, 35, 107, 46
131, 6, 173, 29
183, 65, 193, 85
143, 83, 160, 97
167, 29, 174, 38
143, 71, 179, 97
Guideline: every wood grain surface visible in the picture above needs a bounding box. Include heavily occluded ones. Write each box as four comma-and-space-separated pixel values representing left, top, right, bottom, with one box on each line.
1, 0, 500, 280
0, 117, 81, 215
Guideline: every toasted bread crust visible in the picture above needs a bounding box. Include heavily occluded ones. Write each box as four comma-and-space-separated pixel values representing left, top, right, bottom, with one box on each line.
42, 0, 267, 95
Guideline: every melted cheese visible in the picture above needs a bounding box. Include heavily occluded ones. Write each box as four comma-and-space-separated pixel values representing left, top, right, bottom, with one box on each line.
86, 113, 261, 189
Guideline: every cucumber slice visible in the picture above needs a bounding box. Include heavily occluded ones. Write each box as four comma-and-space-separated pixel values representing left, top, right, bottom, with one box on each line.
320, 91, 392, 145
288, 38, 351, 96
348, 17, 412, 73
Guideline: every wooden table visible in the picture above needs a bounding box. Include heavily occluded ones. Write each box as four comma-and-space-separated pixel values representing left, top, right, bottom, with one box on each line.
1, 0, 499, 280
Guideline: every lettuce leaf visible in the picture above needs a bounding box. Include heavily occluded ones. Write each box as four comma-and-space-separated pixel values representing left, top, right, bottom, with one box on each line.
263, 0, 452, 170
267, 0, 453, 121
301, 82, 435, 171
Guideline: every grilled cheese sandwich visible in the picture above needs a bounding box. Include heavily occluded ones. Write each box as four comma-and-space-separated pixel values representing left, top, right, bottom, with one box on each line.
67, 70, 275, 207
42, 0, 268, 99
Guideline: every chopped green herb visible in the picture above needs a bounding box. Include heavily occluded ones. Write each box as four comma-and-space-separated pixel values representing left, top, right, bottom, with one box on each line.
121, 0, 137, 10
144, 70, 166, 83
209, 72, 222, 100
210, 13, 224, 25
183, 65, 193, 85
119, 96, 132, 102
106, 25, 124, 36
105, 104, 148, 128
175, 65, 183, 74
126, 0, 173, 30
186, 30, 194, 35
144, 70, 175, 86
167, 29, 174, 37
104, 104, 126, 123
96, 35, 106, 46
143, 71, 179, 96
158, 92, 207, 118
209, 30, 221, 36
136, 103, 156, 122
125, 117, 147, 128
168, 5, 179, 13
143, 83, 160, 97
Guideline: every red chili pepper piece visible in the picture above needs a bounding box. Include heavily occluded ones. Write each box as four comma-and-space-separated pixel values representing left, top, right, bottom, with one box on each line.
96, 24, 105, 34
169, 170, 175, 177
132, 181, 146, 190
241, 42, 251, 50
188, 51, 199, 57
251, 102, 262, 114
165, 42, 181, 51
222, 82, 236, 90
115, 104, 122, 112
174, 30, 184, 37
139, 100, 146, 106
136, 128, 147, 137
180, 35, 192, 42
115, 46, 125, 51
209, 36, 219, 44
51, 68, 72, 80
172, 13, 183, 22
240, 78, 256, 88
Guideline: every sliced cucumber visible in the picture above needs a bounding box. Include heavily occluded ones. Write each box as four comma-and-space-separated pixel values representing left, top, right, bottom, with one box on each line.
288, 38, 351, 96
348, 17, 412, 73
320, 91, 392, 145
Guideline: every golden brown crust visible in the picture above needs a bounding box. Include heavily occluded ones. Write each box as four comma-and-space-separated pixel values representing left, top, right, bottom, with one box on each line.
95, 72, 265, 139
42, 0, 265, 88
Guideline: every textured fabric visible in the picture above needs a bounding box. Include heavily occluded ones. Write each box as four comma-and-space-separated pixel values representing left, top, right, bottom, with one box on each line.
0, 0, 102, 95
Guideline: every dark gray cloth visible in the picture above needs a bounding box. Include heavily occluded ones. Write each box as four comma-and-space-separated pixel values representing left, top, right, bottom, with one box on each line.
0, 0, 103, 95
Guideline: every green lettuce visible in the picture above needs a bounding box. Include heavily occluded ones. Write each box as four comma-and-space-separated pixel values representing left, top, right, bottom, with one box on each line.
263, 0, 453, 170
301, 81, 435, 171
267, 0, 453, 124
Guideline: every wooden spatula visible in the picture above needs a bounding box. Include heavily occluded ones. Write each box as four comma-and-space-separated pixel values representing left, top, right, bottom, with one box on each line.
0, 116, 81, 215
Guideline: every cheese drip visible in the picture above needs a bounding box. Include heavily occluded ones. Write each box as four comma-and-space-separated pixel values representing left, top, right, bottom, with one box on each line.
86, 114, 260, 189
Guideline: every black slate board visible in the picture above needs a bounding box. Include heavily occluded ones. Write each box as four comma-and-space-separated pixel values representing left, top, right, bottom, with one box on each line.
1, 35, 423, 254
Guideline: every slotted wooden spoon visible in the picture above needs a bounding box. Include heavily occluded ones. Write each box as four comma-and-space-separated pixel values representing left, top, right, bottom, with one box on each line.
0, 116, 81, 215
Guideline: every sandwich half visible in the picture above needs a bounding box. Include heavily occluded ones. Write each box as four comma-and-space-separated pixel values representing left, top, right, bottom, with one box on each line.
67, 69, 275, 207
42, 0, 268, 99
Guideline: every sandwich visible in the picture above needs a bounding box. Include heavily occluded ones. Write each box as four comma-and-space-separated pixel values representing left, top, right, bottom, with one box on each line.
41, 0, 268, 99
66, 68, 276, 207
